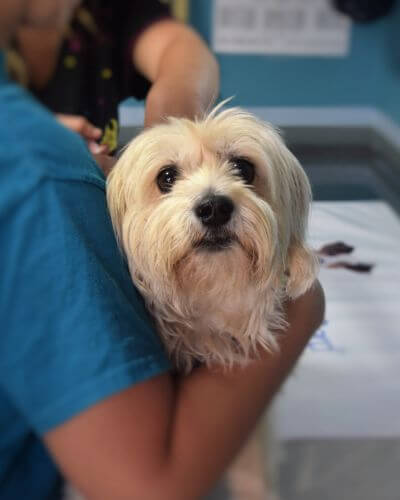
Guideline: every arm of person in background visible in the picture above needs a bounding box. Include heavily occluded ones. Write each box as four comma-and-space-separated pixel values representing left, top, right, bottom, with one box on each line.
132, 18, 220, 127
44, 281, 324, 500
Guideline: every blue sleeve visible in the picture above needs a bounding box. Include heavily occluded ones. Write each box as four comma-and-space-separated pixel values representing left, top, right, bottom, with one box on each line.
0, 172, 171, 434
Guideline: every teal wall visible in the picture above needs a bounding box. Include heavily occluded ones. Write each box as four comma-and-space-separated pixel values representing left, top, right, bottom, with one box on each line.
189, 0, 400, 124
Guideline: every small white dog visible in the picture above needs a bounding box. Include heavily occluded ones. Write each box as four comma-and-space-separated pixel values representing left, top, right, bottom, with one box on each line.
107, 104, 318, 374
64, 106, 318, 500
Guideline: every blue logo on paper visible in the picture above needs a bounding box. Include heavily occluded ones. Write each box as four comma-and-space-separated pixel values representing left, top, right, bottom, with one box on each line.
307, 320, 345, 353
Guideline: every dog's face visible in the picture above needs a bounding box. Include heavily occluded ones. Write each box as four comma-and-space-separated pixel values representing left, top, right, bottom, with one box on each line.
107, 108, 317, 311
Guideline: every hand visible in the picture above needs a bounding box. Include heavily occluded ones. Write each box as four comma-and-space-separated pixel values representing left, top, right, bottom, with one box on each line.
56, 114, 109, 155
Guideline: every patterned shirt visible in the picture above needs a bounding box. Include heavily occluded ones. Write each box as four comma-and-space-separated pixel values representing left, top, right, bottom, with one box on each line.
30, 0, 170, 152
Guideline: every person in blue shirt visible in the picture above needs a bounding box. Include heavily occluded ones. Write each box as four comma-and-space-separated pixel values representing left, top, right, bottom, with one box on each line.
0, 2, 325, 499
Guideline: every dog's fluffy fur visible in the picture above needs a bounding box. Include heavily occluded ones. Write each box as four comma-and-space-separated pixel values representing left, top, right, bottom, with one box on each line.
107, 106, 318, 372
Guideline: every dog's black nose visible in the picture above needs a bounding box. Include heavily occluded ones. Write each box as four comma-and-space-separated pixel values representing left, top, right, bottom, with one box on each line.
195, 195, 234, 227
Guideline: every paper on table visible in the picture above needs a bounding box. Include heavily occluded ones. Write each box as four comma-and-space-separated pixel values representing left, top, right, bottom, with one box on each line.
275, 201, 400, 439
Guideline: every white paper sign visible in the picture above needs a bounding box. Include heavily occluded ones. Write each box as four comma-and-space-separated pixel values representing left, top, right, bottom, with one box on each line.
213, 0, 351, 56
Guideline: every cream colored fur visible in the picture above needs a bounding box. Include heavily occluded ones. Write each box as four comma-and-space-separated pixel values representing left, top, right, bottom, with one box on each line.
107, 105, 318, 373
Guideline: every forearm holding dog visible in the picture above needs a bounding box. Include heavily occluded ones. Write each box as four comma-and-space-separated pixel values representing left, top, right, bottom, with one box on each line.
44, 281, 324, 500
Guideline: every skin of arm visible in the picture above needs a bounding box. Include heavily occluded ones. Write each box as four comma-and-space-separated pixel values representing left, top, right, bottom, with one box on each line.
132, 18, 220, 127
44, 281, 325, 500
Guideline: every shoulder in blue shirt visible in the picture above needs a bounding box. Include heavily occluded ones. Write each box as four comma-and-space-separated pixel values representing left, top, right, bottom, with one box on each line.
0, 51, 170, 500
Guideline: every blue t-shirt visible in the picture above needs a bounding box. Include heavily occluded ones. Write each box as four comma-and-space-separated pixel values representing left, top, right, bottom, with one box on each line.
0, 52, 170, 500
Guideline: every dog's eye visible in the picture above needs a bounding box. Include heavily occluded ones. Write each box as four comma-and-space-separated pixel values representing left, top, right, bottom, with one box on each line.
230, 157, 255, 185
157, 165, 179, 193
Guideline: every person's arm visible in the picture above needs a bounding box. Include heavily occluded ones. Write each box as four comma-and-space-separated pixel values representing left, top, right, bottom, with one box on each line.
44, 281, 324, 500
55, 114, 109, 153
132, 19, 220, 127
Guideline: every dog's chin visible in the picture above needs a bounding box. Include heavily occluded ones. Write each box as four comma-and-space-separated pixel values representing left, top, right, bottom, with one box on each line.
194, 231, 237, 252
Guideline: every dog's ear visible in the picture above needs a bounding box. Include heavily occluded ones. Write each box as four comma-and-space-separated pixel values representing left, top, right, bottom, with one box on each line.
106, 164, 127, 247
265, 131, 319, 298
286, 242, 319, 299
281, 152, 319, 298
